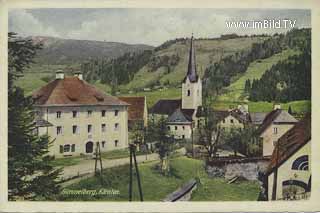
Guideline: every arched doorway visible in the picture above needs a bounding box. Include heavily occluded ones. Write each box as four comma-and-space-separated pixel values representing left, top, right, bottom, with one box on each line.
86, 141, 94, 153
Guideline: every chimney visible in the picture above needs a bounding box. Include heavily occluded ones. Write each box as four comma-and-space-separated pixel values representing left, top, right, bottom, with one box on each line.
274, 104, 281, 110
74, 71, 83, 80
55, 70, 64, 79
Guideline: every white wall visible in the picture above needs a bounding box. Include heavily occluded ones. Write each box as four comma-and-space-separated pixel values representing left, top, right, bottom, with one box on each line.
267, 141, 311, 200
181, 78, 202, 110
167, 124, 192, 139
261, 123, 295, 156
36, 105, 128, 158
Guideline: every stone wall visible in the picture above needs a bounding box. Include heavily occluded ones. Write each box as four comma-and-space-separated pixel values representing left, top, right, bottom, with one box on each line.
206, 157, 270, 181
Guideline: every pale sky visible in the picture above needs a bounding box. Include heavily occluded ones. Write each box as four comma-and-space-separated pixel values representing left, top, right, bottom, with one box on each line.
9, 9, 311, 46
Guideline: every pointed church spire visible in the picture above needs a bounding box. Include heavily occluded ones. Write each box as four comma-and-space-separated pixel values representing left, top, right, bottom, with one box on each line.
185, 35, 198, 83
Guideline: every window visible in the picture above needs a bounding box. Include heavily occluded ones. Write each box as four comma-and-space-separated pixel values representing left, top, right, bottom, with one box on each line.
102, 110, 106, 117
64, 144, 70, 152
59, 145, 63, 153
187, 90, 191, 96
71, 144, 75, 152
87, 110, 92, 117
72, 111, 77, 118
222, 119, 225, 123
102, 141, 106, 148
56, 126, 62, 135
230, 119, 234, 124
88, 124, 92, 134
114, 110, 119, 116
114, 140, 119, 147
101, 124, 106, 133
274, 127, 278, 134
35, 111, 40, 116
182, 126, 185, 130
182, 135, 185, 139
167, 126, 170, 131
56, 111, 62, 118
114, 123, 119, 131
72, 125, 78, 134
175, 126, 178, 130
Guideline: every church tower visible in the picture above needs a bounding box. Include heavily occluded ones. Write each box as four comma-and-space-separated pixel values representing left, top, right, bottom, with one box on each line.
182, 35, 202, 110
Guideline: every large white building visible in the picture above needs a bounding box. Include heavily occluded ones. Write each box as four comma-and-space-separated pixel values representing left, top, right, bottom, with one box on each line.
32, 71, 129, 158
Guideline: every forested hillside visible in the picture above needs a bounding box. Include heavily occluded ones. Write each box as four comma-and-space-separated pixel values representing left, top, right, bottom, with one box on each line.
248, 29, 311, 102
204, 29, 310, 97
81, 35, 269, 91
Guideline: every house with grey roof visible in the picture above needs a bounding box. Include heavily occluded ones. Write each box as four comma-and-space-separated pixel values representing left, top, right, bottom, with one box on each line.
257, 109, 298, 156
167, 109, 193, 139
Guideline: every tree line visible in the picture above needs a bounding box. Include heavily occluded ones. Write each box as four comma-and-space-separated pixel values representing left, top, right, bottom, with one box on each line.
248, 28, 311, 102
203, 28, 310, 96
81, 50, 153, 85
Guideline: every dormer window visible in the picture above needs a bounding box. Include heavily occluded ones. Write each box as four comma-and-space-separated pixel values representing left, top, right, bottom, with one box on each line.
187, 90, 191, 96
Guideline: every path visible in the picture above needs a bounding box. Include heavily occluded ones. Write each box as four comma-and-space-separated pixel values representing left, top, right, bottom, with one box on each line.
60, 153, 159, 181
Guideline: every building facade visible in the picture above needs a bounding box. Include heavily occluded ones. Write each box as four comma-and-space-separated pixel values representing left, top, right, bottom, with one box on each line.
266, 114, 311, 200
32, 72, 129, 158
257, 109, 297, 156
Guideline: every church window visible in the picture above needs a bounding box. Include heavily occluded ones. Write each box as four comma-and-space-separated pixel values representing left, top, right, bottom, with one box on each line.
187, 90, 191, 96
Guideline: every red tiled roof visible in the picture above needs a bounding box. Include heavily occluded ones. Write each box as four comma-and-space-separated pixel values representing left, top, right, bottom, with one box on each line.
266, 113, 311, 175
32, 77, 129, 106
118, 96, 146, 121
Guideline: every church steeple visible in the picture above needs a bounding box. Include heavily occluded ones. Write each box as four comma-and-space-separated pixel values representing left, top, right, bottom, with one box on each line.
181, 35, 202, 110
185, 35, 198, 83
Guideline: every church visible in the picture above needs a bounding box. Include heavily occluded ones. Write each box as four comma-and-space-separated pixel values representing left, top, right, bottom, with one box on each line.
150, 35, 202, 139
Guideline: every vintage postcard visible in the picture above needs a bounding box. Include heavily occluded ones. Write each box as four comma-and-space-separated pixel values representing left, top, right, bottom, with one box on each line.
0, 0, 320, 212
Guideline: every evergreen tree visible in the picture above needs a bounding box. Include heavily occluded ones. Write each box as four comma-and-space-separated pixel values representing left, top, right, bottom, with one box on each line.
8, 32, 61, 200
288, 105, 293, 115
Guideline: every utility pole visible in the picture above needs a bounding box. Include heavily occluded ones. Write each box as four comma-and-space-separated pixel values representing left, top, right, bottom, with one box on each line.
94, 142, 103, 183
128, 143, 144, 201
191, 121, 194, 158
271, 141, 280, 200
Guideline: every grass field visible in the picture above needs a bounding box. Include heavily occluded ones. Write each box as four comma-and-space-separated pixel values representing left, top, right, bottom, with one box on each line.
14, 72, 53, 95
218, 49, 299, 102
59, 157, 260, 201
212, 100, 311, 113
120, 87, 181, 107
